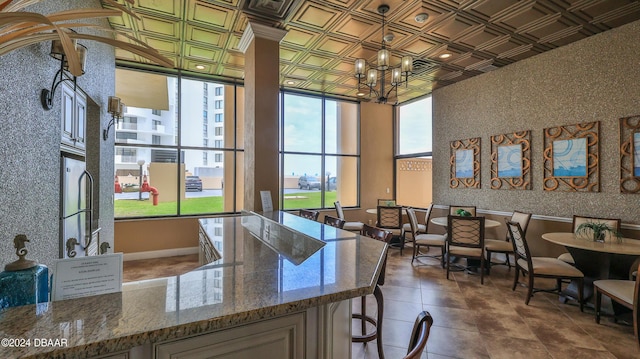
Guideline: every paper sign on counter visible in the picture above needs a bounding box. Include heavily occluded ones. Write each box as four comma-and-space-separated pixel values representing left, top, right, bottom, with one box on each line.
51, 253, 123, 301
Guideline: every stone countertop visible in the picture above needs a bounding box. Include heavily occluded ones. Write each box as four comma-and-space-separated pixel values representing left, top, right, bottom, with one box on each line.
0, 211, 387, 359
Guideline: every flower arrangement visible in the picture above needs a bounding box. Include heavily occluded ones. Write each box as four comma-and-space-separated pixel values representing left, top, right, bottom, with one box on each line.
455, 209, 472, 217
575, 221, 622, 243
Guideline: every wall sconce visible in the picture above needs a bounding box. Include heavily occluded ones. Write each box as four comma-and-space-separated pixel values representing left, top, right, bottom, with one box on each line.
103, 96, 125, 141
40, 39, 87, 110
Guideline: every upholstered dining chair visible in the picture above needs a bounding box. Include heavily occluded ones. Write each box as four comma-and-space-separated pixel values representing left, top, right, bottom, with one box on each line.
407, 207, 446, 267
449, 205, 477, 216
401, 205, 430, 249
377, 199, 396, 206
402, 311, 434, 359
446, 215, 486, 284
334, 201, 364, 232
485, 211, 532, 274
377, 205, 403, 239
323, 215, 345, 229
594, 263, 640, 347
506, 220, 585, 311
299, 209, 319, 221
353, 224, 392, 359
558, 215, 622, 265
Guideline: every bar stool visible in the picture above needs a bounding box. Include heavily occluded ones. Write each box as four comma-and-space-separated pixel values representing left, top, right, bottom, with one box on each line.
352, 224, 392, 359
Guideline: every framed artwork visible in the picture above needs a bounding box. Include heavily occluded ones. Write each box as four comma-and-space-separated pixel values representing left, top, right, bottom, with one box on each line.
619, 115, 640, 193
450, 137, 480, 188
490, 130, 531, 190
543, 121, 599, 192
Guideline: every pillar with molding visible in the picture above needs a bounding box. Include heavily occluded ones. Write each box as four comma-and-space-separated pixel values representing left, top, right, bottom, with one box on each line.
238, 22, 287, 211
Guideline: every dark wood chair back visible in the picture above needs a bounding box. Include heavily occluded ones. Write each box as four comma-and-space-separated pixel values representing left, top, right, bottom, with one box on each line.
323, 215, 345, 229
506, 220, 531, 267
361, 224, 392, 285
299, 209, 319, 221
334, 201, 345, 220
377, 205, 403, 230
403, 311, 434, 359
447, 215, 484, 248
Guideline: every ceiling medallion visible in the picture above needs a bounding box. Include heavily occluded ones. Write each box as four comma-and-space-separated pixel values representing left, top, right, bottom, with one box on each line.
354, 4, 413, 104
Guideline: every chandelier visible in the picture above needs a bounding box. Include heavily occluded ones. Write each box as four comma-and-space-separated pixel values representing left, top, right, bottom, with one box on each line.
354, 4, 413, 104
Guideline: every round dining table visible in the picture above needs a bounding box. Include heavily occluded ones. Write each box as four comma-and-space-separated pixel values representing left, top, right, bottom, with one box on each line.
542, 232, 640, 311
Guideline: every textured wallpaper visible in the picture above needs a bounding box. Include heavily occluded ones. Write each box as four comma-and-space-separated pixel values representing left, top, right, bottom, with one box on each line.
432, 19, 640, 225
0, 0, 115, 269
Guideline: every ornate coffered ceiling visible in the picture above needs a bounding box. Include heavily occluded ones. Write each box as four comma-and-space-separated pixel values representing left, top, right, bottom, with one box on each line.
104, 0, 640, 103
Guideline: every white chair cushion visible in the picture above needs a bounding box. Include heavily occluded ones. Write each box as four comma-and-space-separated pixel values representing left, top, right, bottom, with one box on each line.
448, 245, 483, 257
518, 257, 584, 277
557, 252, 575, 265
343, 221, 364, 231
484, 239, 513, 252
415, 234, 445, 246
594, 279, 634, 305
402, 223, 426, 233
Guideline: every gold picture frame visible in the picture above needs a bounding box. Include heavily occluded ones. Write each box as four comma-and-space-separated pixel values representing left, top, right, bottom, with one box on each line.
491, 130, 531, 190
543, 121, 599, 192
620, 115, 640, 194
450, 137, 480, 189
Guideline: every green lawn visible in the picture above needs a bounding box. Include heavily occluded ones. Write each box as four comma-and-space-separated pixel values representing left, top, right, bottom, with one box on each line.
114, 191, 337, 217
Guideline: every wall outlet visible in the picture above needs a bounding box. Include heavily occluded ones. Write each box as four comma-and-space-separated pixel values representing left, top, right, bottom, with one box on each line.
386, 187, 390, 193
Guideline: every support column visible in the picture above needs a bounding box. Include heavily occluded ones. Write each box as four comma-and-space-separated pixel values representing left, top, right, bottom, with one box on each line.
239, 22, 287, 211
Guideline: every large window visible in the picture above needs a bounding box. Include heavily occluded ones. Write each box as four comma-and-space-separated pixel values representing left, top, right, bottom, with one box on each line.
280, 93, 359, 210
395, 96, 432, 208
114, 70, 244, 218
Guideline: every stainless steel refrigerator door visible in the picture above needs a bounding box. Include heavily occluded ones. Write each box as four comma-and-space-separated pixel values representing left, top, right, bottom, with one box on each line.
60, 156, 87, 258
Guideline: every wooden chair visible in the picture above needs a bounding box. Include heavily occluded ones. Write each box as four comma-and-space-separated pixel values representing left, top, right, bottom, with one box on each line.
323, 215, 345, 229
299, 209, 319, 221
449, 205, 477, 216
594, 263, 640, 347
377, 199, 396, 206
403, 311, 434, 359
446, 215, 485, 284
558, 215, 622, 265
485, 211, 532, 274
407, 207, 446, 268
506, 220, 585, 311
377, 205, 403, 237
353, 224, 392, 359
334, 201, 364, 232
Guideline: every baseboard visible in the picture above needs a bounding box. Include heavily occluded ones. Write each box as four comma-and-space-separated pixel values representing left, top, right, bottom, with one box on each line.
123, 247, 199, 261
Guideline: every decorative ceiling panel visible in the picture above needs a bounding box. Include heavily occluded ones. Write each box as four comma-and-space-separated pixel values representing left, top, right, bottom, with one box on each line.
106, 0, 640, 103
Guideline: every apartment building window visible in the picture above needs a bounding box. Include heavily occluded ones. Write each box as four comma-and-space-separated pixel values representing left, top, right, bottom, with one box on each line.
203, 96, 208, 106
116, 132, 137, 140
215, 113, 223, 123
280, 93, 359, 209
114, 70, 245, 218
394, 96, 433, 208
215, 100, 222, 109
152, 109, 162, 116
215, 126, 223, 136
215, 87, 222, 96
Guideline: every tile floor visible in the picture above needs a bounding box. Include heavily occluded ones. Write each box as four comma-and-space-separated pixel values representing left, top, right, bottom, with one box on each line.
122, 250, 640, 359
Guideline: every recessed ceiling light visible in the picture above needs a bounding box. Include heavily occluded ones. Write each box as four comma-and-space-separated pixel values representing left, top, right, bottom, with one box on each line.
439, 53, 452, 59
356, 92, 366, 97
286, 80, 295, 85
415, 13, 429, 23
195, 64, 205, 70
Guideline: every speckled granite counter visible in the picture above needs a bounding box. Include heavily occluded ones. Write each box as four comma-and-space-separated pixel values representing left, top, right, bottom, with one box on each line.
0, 211, 387, 358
